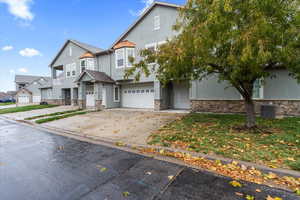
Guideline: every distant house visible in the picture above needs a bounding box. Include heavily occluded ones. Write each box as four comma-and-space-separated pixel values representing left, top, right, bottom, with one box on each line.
0, 91, 16, 102
15, 75, 51, 104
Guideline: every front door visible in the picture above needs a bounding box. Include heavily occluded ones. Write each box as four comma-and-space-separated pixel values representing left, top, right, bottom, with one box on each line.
86, 84, 95, 107
64, 89, 71, 105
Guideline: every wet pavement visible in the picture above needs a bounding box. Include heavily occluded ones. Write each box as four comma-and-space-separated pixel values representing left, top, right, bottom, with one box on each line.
0, 118, 298, 200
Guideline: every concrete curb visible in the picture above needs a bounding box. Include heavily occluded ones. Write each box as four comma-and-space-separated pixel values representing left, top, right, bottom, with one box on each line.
2, 116, 300, 179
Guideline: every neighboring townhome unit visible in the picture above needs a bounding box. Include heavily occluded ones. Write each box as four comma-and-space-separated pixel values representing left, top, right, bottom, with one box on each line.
15, 75, 51, 104
44, 1, 300, 116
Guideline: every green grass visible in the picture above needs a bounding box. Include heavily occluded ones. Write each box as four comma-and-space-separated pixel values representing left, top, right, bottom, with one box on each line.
0, 104, 58, 114
35, 111, 89, 124
25, 109, 83, 120
0, 102, 15, 106
149, 113, 300, 171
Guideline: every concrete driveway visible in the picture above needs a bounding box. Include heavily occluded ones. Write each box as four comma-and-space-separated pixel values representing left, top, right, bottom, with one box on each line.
2, 105, 78, 120
43, 109, 184, 145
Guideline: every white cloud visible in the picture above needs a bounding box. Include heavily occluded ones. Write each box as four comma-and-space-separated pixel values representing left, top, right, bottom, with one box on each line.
0, 0, 34, 21
19, 48, 41, 57
18, 68, 28, 73
130, 0, 154, 16
2, 45, 13, 51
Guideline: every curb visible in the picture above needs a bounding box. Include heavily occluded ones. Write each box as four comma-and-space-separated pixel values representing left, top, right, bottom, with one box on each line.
2, 116, 300, 179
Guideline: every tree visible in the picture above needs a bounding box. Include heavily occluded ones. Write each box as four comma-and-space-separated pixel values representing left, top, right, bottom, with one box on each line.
125, 0, 300, 128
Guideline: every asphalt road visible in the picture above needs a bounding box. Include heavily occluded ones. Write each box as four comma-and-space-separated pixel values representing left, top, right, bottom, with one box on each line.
0, 118, 298, 200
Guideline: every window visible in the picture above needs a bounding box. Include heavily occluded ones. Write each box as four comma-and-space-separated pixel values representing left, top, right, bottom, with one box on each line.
145, 43, 157, 52
114, 86, 120, 102
154, 15, 160, 30
80, 60, 87, 72
115, 49, 125, 68
66, 63, 76, 78
69, 47, 72, 56
87, 58, 95, 70
253, 79, 264, 99
126, 48, 135, 67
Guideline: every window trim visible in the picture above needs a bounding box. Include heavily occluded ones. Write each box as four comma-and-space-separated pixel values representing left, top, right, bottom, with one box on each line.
154, 15, 160, 30
253, 79, 264, 100
115, 48, 125, 69
113, 86, 120, 102
65, 63, 76, 78
69, 47, 72, 56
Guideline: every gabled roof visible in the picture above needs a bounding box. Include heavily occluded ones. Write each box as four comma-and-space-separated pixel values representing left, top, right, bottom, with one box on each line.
50, 39, 103, 67
113, 40, 136, 49
110, 1, 182, 49
15, 75, 49, 84
16, 88, 32, 95
75, 70, 115, 84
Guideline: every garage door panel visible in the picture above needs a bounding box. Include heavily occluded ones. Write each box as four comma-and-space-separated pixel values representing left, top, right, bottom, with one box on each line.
33, 96, 41, 103
18, 96, 30, 104
122, 84, 154, 109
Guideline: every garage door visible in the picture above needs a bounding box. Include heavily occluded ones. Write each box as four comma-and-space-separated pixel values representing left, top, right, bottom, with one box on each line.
122, 84, 154, 109
18, 96, 30, 104
33, 96, 41, 103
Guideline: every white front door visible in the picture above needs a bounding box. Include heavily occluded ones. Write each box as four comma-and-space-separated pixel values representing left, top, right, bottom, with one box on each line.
122, 84, 154, 109
33, 96, 41, 103
173, 82, 191, 109
86, 84, 95, 108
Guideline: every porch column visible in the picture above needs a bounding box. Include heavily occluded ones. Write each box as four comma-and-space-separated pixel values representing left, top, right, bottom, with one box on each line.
71, 88, 78, 106
94, 82, 104, 111
154, 81, 169, 111
78, 82, 86, 109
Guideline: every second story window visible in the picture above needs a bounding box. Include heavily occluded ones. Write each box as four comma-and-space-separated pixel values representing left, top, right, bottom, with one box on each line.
66, 63, 76, 78
126, 48, 135, 67
115, 49, 125, 68
154, 15, 160, 30
80, 58, 95, 72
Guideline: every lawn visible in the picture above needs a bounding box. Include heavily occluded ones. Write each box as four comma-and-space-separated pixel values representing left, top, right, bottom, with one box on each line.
149, 113, 300, 171
0, 104, 58, 114
35, 111, 89, 124
0, 102, 15, 106
25, 109, 82, 120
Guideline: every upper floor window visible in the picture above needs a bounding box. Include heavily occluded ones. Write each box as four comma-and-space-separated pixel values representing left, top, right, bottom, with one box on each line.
154, 15, 160, 30
69, 47, 72, 56
115, 49, 125, 68
80, 58, 95, 72
66, 63, 76, 78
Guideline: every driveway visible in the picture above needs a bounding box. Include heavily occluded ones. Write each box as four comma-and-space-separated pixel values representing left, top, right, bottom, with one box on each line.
42, 109, 184, 145
1, 105, 78, 120
0, 118, 297, 200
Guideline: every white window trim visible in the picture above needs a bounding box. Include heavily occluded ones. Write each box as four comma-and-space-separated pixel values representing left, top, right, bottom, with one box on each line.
113, 86, 120, 102
65, 63, 76, 78
239, 80, 264, 100
126, 48, 135, 68
69, 47, 72, 56
154, 15, 160, 30
115, 48, 125, 69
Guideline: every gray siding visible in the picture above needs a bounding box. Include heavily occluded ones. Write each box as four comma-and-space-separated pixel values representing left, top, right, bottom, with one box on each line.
103, 84, 120, 108
97, 54, 111, 76
264, 70, 300, 100
26, 83, 42, 96
51, 42, 87, 99
110, 6, 179, 82
191, 75, 241, 100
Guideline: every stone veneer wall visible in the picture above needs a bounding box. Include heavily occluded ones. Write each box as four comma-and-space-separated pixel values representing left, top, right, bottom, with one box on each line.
154, 100, 169, 111
72, 99, 78, 106
42, 99, 64, 105
191, 100, 300, 116
78, 100, 86, 109
95, 100, 104, 111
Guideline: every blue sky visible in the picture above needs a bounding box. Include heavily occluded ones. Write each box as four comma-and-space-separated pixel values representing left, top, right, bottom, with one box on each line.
0, 0, 185, 92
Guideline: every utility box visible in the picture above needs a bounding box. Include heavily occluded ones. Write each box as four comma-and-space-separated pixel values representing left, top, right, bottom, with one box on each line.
261, 104, 276, 119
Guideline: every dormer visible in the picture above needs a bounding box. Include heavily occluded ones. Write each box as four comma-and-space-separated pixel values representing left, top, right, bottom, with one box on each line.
79, 52, 95, 73
113, 40, 136, 69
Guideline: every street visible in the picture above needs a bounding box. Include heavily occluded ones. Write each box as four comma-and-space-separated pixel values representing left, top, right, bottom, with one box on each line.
0, 118, 298, 200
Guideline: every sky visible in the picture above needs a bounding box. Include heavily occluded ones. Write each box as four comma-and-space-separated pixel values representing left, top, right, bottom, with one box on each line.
0, 0, 185, 92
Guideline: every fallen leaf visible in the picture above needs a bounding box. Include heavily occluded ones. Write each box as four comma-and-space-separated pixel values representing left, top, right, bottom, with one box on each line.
123, 191, 130, 197
235, 192, 243, 197
168, 175, 174, 180
246, 195, 255, 200
266, 196, 282, 200
255, 189, 262, 193
146, 172, 152, 175
265, 172, 277, 179
295, 188, 300, 196
229, 180, 242, 188
100, 167, 107, 172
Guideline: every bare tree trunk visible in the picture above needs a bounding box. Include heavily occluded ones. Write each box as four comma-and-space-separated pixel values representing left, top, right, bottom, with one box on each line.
245, 99, 256, 128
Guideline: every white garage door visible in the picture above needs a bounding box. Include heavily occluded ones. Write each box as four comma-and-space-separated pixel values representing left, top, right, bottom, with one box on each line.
33, 96, 41, 103
18, 96, 30, 104
122, 84, 154, 109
